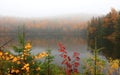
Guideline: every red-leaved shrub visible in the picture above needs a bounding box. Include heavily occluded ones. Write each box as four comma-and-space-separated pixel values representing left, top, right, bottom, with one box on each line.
58, 43, 80, 75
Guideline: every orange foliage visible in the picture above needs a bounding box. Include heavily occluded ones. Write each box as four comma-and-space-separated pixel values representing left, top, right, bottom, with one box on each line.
88, 26, 96, 34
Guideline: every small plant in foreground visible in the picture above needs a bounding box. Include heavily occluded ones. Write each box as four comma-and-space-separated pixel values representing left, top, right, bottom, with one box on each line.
82, 37, 105, 75
82, 52, 106, 75
39, 50, 54, 75
0, 30, 48, 75
107, 58, 120, 75
58, 43, 80, 75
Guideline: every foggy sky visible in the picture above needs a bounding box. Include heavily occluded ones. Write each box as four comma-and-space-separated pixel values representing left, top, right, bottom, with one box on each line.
0, 0, 120, 18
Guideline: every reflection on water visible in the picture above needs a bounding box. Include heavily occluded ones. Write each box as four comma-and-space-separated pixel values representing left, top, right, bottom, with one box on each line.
97, 38, 120, 59
29, 34, 88, 56
1, 34, 119, 60
26, 34, 86, 47
0, 34, 87, 53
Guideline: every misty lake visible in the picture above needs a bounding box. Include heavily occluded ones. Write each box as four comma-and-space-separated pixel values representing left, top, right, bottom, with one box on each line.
0, 33, 106, 59
1, 33, 93, 61
28, 34, 88, 57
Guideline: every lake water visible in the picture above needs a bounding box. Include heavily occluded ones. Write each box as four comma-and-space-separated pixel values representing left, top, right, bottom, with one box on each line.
3, 34, 94, 64
0, 33, 108, 61
0, 34, 103, 60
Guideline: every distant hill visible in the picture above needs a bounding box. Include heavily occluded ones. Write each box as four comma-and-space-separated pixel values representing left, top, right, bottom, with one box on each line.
0, 14, 101, 39
0, 14, 101, 47
0, 13, 100, 30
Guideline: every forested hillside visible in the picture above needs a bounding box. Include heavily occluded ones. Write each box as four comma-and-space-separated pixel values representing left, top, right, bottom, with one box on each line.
88, 8, 120, 59
0, 15, 89, 39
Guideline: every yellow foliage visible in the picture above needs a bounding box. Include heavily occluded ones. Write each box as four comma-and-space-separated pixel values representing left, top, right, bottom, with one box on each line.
12, 57, 18, 62
36, 67, 40, 71
5, 52, 9, 55
11, 69, 15, 73
17, 61, 21, 65
35, 52, 48, 59
22, 63, 30, 72
15, 69, 20, 73
0, 42, 49, 74
25, 42, 32, 50
109, 59, 119, 70
9, 54, 14, 59
0, 51, 3, 56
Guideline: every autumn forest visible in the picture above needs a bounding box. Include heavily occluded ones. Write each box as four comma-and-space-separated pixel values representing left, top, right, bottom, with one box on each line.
0, 7, 120, 75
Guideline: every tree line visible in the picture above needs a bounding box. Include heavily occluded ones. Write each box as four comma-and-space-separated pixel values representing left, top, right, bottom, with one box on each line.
88, 8, 120, 59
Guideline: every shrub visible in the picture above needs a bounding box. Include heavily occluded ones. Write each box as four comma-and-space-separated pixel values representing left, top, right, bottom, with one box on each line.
58, 43, 80, 75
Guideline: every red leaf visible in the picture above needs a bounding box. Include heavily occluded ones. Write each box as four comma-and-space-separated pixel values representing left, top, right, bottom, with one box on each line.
64, 55, 67, 58
58, 42, 65, 49
75, 57, 80, 61
73, 52, 80, 57
67, 63, 72, 68
66, 69, 71, 75
74, 61, 80, 67
65, 61, 69, 65
59, 49, 65, 52
61, 59, 66, 64
74, 68, 79, 73
68, 56, 71, 61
